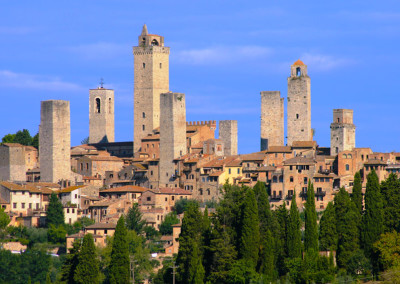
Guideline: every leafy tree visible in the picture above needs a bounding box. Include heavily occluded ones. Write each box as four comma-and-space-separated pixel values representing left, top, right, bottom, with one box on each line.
108, 216, 129, 284
46, 193, 64, 228
226, 259, 260, 283
14, 129, 33, 146
361, 170, 384, 261
47, 224, 66, 244
351, 171, 363, 215
32, 133, 39, 149
1, 133, 15, 143
273, 203, 288, 276
305, 181, 318, 252
61, 240, 81, 284
159, 212, 179, 235
174, 198, 199, 215
346, 249, 372, 277
75, 234, 100, 284
319, 202, 337, 251
126, 203, 146, 234
258, 229, 276, 280
0, 207, 10, 237
381, 173, 400, 232
287, 192, 302, 259
374, 231, 400, 271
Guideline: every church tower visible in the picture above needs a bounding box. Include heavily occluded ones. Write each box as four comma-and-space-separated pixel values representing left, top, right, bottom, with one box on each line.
330, 109, 356, 155
133, 25, 170, 154
89, 85, 115, 144
287, 60, 312, 146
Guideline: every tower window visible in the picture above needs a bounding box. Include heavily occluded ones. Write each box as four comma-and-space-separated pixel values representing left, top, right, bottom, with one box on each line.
345, 164, 350, 171
337, 118, 340, 123
296, 67, 301, 76
151, 39, 159, 46
96, 98, 101, 113
143, 63, 146, 68
160, 63, 162, 68
296, 114, 299, 119
142, 125, 145, 131
142, 112, 146, 118
109, 98, 112, 114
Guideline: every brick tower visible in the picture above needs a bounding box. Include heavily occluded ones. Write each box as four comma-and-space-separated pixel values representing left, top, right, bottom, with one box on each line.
287, 60, 312, 146
133, 24, 170, 155
159, 92, 186, 187
89, 87, 115, 143
330, 109, 356, 155
260, 91, 284, 150
39, 100, 71, 183
219, 120, 238, 156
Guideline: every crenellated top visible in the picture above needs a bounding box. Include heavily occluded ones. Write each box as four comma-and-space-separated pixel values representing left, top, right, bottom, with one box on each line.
186, 120, 217, 127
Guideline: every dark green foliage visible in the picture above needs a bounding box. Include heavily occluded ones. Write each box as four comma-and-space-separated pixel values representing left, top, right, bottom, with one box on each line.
373, 231, 400, 271
239, 188, 260, 269
0, 207, 10, 237
1, 133, 16, 143
174, 198, 199, 215
14, 129, 33, 146
46, 193, 64, 228
32, 133, 39, 149
253, 181, 272, 233
61, 240, 81, 284
143, 225, 160, 240
346, 249, 372, 276
361, 170, 383, 259
226, 259, 260, 283
159, 212, 179, 235
47, 224, 66, 244
352, 171, 363, 214
26, 227, 48, 245
335, 187, 360, 268
305, 182, 318, 252
273, 204, 288, 276
75, 234, 100, 284
126, 203, 146, 234
108, 216, 130, 284
287, 192, 302, 259
381, 173, 400, 232
258, 229, 276, 280
319, 202, 337, 251
80, 137, 89, 144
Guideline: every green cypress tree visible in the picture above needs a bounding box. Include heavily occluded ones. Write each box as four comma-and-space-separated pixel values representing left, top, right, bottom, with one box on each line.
305, 181, 318, 252
125, 203, 146, 234
259, 229, 276, 280
108, 216, 130, 284
46, 193, 64, 228
287, 192, 302, 259
380, 173, 400, 232
361, 170, 384, 260
351, 171, 363, 215
61, 240, 81, 284
239, 188, 260, 269
273, 204, 288, 276
319, 202, 337, 251
74, 234, 100, 284
253, 181, 273, 233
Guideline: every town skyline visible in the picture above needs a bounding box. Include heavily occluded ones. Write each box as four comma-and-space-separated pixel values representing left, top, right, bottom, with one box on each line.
1, 1, 400, 154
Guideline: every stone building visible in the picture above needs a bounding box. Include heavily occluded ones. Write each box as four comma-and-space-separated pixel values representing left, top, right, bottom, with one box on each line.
89, 87, 115, 143
0, 143, 26, 182
219, 120, 238, 156
133, 24, 170, 154
260, 91, 284, 150
39, 100, 71, 184
330, 109, 356, 155
159, 92, 186, 187
287, 60, 312, 146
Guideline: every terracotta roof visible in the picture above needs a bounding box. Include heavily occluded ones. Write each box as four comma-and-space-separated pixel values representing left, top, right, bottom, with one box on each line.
86, 222, 117, 230
364, 159, 387, 165
59, 185, 86, 193
284, 156, 315, 165
293, 59, 305, 66
27, 182, 60, 188
266, 146, 292, 153
240, 153, 266, 161
83, 176, 101, 180
101, 185, 147, 193
24, 146, 37, 151
146, 188, 192, 195
161, 235, 173, 241
313, 173, 334, 179
0, 181, 30, 192
209, 171, 224, 177
140, 208, 164, 213
202, 156, 239, 168
292, 141, 317, 148
0, 181, 53, 194
1, 143, 24, 147
88, 156, 123, 162
89, 198, 120, 207
142, 134, 160, 140
225, 159, 242, 167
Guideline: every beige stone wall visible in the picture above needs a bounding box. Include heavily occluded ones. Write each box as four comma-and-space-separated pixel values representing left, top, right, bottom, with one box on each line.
159, 93, 186, 186
330, 109, 356, 155
133, 40, 170, 154
89, 88, 115, 143
287, 64, 312, 145
260, 91, 284, 150
39, 100, 71, 183
0, 145, 26, 182
219, 120, 238, 155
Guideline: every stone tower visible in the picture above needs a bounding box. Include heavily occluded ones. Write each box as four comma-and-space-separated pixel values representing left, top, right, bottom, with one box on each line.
133, 24, 170, 154
287, 59, 312, 146
0, 143, 26, 182
39, 100, 71, 183
330, 109, 356, 155
219, 120, 238, 156
260, 91, 284, 150
159, 92, 186, 187
89, 87, 115, 143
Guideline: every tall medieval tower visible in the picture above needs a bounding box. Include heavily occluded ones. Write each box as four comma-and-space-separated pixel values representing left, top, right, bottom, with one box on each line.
133, 25, 170, 154
159, 92, 186, 187
219, 120, 238, 156
330, 109, 356, 155
260, 91, 284, 150
89, 87, 115, 143
287, 60, 312, 146
39, 100, 71, 183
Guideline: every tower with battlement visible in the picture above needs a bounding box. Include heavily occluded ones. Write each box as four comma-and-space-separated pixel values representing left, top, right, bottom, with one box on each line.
260, 91, 284, 150
159, 92, 186, 187
287, 60, 312, 146
89, 87, 115, 143
330, 109, 356, 155
133, 24, 170, 155
39, 100, 71, 183
219, 120, 238, 156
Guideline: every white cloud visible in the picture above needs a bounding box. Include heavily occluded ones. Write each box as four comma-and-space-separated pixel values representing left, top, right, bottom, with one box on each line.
300, 53, 355, 71
0, 70, 84, 91
66, 42, 128, 60
174, 46, 272, 65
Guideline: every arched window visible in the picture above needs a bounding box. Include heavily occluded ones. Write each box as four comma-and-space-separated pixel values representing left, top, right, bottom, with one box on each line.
348, 154, 352, 159
279, 175, 283, 183
96, 98, 101, 113
151, 39, 159, 46
199, 188, 203, 195
142, 112, 146, 118
108, 98, 112, 114
337, 118, 340, 123
296, 67, 301, 76
346, 164, 350, 171
342, 154, 347, 159
207, 189, 210, 195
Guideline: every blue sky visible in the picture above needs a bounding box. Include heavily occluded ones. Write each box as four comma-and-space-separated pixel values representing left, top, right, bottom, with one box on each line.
1, 1, 400, 154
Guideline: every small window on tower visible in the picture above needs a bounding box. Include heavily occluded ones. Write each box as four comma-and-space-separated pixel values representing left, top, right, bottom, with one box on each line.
143, 63, 146, 69
109, 98, 112, 114
96, 98, 101, 113
296, 67, 301, 76
296, 114, 299, 119
142, 125, 145, 131
142, 112, 146, 118
337, 118, 340, 123
160, 63, 162, 69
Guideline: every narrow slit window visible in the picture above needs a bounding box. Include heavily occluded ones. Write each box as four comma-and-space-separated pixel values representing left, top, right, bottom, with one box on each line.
96, 98, 101, 113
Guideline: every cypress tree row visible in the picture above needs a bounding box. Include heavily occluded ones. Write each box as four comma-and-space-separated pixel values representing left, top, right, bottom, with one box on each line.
380, 173, 400, 232
351, 171, 363, 215
46, 193, 64, 227
60, 240, 81, 284
287, 192, 302, 259
319, 202, 337, 251
74, 234, 100, 284
304, 181, 318, 252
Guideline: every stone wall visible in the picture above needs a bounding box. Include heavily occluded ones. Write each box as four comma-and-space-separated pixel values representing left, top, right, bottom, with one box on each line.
219, 120, 238, 156
39, 100, 71, 183
0, 144, 26, 181
330, 109, 356, 155
159, 92, 186, 187
260, 91, 284, 150
89, 88, 115, 143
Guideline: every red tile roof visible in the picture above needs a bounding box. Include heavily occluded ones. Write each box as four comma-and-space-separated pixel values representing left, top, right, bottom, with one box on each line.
101, 185, 147, 193
147, 188, 192, 195
293, 59, 305, 66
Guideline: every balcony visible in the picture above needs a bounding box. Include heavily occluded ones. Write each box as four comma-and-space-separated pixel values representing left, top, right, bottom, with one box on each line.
243, 166, 259, 172
285, 194, 293, 200
270, 194, 282, 201
315, 190, 326, 197
299, 191, 307, 198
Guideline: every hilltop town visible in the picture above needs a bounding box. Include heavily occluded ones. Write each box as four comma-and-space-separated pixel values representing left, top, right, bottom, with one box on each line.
0, 25, 399, 282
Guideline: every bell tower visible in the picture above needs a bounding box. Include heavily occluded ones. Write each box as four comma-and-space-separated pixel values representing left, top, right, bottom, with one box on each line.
133, 25, 170, 155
